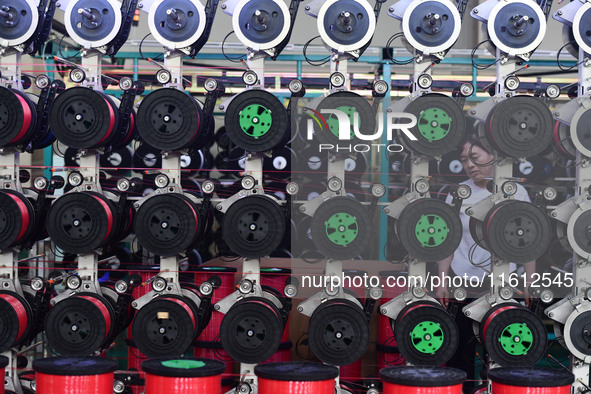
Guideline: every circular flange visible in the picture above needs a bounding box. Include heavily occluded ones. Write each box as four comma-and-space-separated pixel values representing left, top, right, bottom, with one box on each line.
393, 301, 458, 366
572, 2, 591, 56
395, 198, 462, 262
0, 87, 37, 147
222, 195, 285, 258
224, 90, 287, 152
310, 197, 372, 260
232, 0, 290, 51
64, 0, 122, 48
401, 0, 461, 55
0, 291, 32, 353
0, 0, 39, 46
486, 96, 553, 158
220, 297, 284, 364
131, 295, 198, 357
134, 193, 201, 257
483, 200, 551, 263
566, 207, 591, 261
49, 87, 119, 149
308, 299, 370, 366
317, 0, 376, 52
564, 304, 591, 361
45, 293, 114, 355
400, 94, 466, 157
553, 121, 576, 160
0, 189, 35, 251
480, 303, 547, 367
569, 105, 591, 158
46, 192, 118, 254
487, 0, 546, 56
136, 88, 204, 151
148, 0, 206, 49
310, 91, 377, 146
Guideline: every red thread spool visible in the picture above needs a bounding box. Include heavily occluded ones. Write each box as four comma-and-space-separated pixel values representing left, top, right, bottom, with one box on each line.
255, 362, 338, 394
261, 267, 291, 342
195, 266, 237, 342
0, 355, 8, 394
488, 367, 574, 394
0, 291, 31, 352
380, 366, 466, 394
33, 356, 117, 394
128, 269, 154, 394
142, 357, 225, 394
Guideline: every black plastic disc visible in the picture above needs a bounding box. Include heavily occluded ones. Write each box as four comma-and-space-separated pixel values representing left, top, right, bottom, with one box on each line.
483, 200, 551, 263
132, 143, 163, 170
395, 198, 462, 262
308, 299, 369, 366
469, 217, 489, 250
220, 297, 284, 364
46, 192, 117, 254
131, 295, 198, 358
380, 366, 466, 387
310, 91, 376, 146
479, 304, 547, 367
263, 146, 293, 180
222, 195, 285, 259
255, 362, 339, 381
224, 90, 287, 152
134, 193, 201, 257
0, 87, 37, 147
142, 357, 226, 377
488, 367, 574, 387
310, 197, 372, 260
45, 293, 114, 355
0, 291, 32, 353
486, 96, 553, 158
33, 356, 118, 375
136, 88, 204, 150
393, 301, 458, 366
568, 310, 591, 359
401, 94, 466, 157
49, 87, 119, 149
0, 189, 35, 251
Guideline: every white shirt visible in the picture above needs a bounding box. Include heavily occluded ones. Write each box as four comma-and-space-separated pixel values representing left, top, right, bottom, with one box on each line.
445, 178, 531, 278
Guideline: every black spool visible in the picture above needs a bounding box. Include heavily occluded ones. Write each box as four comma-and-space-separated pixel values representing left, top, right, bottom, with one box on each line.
134, 193, 202, 257
49, 87, 120, 149
46, 192, 118, 254
400, 94, 466, 157
45, 293, 115, 355
131, 294, 200, 358
220, 297, 284, 364
222, 195, 286, 259
392, 301, 458, 366
485, 96, 553, 158
395, 198, 462, 262
224, 90, 288, 153
136, 88, 205, 151
310, 197, 372, 260
308, 298, 370, 366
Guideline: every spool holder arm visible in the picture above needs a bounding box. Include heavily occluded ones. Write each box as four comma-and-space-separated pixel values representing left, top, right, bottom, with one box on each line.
106, 0, 139, 56
27, 0, 57, 55
269, 0, 303, 60
189, 0, 219, 56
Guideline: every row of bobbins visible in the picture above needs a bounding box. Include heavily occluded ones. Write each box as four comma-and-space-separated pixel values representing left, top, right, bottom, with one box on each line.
1, 355, 576, 394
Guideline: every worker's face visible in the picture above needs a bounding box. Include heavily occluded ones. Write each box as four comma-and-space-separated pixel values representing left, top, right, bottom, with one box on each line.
460, 142, 494, 186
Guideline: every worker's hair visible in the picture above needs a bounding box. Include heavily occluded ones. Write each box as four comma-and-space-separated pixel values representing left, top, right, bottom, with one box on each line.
459, 133, 491, 154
